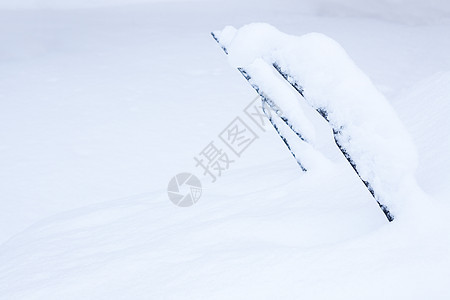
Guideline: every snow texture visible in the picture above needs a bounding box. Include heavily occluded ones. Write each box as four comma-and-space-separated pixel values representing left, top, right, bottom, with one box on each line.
0, 0, 450, 299
216, 23, 421, 218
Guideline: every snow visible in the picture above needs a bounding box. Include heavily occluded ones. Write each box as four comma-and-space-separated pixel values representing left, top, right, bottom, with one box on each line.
218, 23, 420, 218
395, 72, 450, 198
1, 0, 450, 299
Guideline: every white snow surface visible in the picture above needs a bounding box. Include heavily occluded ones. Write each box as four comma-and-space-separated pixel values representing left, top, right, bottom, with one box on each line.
217, 23, 421, 217
1, 0, 450, 299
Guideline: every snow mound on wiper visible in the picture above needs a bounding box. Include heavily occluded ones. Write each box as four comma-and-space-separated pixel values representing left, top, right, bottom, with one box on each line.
216, 23, 422, 219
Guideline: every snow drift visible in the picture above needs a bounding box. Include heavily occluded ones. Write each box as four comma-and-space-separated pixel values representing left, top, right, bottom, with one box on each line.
214, 23, 423, 219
